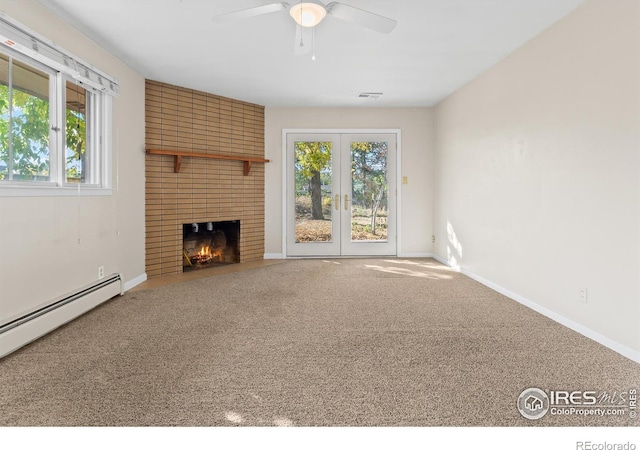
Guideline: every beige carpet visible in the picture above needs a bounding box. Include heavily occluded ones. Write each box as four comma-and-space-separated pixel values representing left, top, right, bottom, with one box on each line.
1, 258, 638, 426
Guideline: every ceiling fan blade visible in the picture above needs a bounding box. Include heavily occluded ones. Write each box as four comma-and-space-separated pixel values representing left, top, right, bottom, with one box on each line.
326, 2, 397, 33
294, 24, 312, 56
212, 2, 289, 23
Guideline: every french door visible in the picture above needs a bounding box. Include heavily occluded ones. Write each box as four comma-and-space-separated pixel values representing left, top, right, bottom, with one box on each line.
286, 132, 397, 257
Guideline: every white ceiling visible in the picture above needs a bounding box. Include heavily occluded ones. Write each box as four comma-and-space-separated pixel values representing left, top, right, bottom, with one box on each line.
36, 0, 585, 107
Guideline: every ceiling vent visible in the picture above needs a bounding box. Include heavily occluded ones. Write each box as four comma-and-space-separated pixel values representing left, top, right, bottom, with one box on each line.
358, 92, 383, 99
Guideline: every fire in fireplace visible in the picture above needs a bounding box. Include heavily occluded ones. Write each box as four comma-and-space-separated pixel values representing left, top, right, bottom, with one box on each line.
183, 220, 240, 271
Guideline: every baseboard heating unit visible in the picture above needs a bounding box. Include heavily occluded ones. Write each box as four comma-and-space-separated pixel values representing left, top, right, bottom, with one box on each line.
0, 274, 123, 358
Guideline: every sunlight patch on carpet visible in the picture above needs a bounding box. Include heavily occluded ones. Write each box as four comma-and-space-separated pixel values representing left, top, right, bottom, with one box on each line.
225, 411, 244, 424
273, 417, 294, 426
365, 264, 453, 279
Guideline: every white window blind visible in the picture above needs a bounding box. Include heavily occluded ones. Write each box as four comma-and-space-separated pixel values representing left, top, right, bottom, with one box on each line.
0, 12, 119, 96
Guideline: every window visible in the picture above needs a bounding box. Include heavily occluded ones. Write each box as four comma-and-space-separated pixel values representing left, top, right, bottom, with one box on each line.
0, 13, 118, 194
0, 52, 53, 182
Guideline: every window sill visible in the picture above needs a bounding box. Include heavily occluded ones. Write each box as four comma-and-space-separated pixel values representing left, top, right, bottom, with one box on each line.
0, 185, 113, 197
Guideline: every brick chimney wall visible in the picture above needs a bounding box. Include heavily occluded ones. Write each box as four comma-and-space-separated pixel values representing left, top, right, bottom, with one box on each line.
144, 80, 266, 278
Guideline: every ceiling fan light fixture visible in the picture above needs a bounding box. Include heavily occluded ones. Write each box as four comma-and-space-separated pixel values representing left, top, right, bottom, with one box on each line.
289, 2, 327, 27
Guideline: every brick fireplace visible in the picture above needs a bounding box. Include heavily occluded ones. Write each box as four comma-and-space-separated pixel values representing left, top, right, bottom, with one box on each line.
144, 80, 266, 278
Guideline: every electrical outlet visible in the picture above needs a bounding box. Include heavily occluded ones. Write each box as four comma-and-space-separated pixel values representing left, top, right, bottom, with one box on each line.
578, 288, 588, 304
98, 266, 105, 280
432, 235, 436, 243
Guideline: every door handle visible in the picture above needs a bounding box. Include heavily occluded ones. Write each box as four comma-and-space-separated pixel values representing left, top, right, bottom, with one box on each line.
335, 194, 340, 211
344, 194, 349, 210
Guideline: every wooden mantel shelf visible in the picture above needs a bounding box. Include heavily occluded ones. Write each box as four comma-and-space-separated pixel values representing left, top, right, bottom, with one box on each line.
146, 149, 270, 175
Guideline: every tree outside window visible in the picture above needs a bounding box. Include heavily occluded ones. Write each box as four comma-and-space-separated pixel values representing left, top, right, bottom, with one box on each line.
0, 55, 51, 181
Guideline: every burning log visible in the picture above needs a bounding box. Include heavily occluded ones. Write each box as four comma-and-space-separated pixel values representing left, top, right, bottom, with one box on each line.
190, 244, 213, 264
183, 249, 194, 267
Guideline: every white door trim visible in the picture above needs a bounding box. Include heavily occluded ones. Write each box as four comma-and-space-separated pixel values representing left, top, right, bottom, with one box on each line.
281, 128, 402, 258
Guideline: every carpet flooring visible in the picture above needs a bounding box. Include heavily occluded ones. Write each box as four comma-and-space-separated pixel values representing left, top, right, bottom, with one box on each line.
1, 258, 638, 426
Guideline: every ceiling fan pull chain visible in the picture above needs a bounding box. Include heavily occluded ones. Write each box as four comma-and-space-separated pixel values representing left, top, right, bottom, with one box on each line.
311, 26, 316, 60
298, 0, 304, 27
298, 1, 305, 48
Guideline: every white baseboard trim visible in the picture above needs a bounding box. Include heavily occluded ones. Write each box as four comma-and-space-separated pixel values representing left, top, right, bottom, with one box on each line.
269, 253, 437, 259
431, 254, 460, 272
123, 273, 147, 292
434, 254, 640, 364
396, 252, 435, 258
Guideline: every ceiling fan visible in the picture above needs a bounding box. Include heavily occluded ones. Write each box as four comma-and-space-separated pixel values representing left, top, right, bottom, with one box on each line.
212, 1, 397, 58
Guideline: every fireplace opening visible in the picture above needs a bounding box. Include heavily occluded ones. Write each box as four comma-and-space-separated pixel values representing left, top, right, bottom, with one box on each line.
183, 220, 240, 271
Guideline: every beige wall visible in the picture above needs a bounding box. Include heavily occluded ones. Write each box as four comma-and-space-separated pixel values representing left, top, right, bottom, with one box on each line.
0, 1, 145, 323
264, 107, 434, 257
434, 0, 640, 353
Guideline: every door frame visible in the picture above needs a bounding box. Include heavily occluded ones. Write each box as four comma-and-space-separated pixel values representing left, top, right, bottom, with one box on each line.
281, 128, 402, 258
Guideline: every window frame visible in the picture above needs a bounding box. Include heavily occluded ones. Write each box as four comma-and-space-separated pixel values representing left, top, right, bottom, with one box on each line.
0, 13, 118, 197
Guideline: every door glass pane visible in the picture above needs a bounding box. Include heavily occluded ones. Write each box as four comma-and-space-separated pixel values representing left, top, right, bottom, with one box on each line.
294, 141, 333, 243
350, 141, 388, 242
